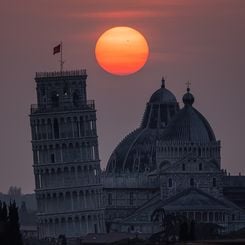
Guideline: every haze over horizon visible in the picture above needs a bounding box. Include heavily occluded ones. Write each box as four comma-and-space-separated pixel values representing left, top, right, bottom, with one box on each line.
0, 0, 244, 193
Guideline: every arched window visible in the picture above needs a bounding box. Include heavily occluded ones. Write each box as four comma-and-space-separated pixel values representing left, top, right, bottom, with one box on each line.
50, 153, 55, 163
63, 83, 69, 95
190, 178, 194, 187
199, 163, 202, 171
74, 117, 80, 137
182, 164, 185, 171
213, 178, 216, 187
62, 144, 67, 162
73, 92, 79, 107
41, 87, 45, 96
47, 119, 52, 139
198, 147, 201, 156
80, 116, 85, 136
108, 193, 112, 205
94, 224, 98, 234
51, 91, 59, 107
129, 192, 134, 205
168, 178, 173, 187
53, 118, 59, 139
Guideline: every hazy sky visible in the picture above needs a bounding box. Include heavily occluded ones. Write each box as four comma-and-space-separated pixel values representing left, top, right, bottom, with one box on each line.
0, 0, 244, 193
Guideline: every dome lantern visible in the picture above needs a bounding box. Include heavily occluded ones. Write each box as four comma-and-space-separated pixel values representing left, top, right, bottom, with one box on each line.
182, 84, 195, 106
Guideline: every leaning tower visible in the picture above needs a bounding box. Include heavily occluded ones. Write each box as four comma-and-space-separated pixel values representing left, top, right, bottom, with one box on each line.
30, 70, 105, 238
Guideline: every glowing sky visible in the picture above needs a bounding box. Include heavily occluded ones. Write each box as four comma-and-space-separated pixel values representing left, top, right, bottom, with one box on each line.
0, 0, 245, 193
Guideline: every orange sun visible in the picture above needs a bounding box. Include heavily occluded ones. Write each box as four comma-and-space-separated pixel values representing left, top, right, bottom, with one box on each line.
95, 26, 149, 76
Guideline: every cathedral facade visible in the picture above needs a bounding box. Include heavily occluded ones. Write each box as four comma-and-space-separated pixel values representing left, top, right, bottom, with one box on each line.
103, 77, 245, 234
30, 70, 245, 238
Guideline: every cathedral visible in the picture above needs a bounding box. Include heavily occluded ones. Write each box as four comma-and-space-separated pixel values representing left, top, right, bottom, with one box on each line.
30, 69, 245, 238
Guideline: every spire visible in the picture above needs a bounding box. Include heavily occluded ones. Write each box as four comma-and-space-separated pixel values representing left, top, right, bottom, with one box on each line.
161, 76, 165, 88
186, 80, 191, 92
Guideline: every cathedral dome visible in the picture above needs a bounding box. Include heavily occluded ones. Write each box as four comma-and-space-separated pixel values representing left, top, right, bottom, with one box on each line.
149, 77, 177, 104
162, 88, 216, 143
106, 79, 179, 173
106, 128, 158, 173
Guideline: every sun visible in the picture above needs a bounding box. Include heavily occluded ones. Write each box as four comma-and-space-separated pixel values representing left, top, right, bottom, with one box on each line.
95, 26, 149, 76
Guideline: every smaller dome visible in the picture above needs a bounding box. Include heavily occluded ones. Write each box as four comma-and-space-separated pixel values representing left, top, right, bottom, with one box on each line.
161, 88, 216, 143
183, 87, 194, 105
149, 78, 177, 104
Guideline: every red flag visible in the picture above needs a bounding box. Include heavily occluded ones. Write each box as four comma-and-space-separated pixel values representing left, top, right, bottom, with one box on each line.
53, 44, 61, 55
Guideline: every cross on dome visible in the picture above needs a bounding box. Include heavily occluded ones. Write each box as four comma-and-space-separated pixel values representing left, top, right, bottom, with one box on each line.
183, 80, 194, 106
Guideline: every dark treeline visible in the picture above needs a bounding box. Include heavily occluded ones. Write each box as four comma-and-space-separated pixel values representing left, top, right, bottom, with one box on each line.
0, 200, 23, 245
0, 191, 37, 211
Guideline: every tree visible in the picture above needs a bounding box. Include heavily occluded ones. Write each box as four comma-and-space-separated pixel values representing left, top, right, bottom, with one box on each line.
0, 201, 8, 244
8, 186, 22, 198
2, 201, 8, 223
8, 201, 23, 245
0, 200, 23, 245
189, 220, 195, 240
58, 234, 67, 245
151, 208, 178, 242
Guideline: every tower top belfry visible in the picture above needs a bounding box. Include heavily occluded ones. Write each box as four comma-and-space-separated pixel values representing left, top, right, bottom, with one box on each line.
31, 69, 94, 114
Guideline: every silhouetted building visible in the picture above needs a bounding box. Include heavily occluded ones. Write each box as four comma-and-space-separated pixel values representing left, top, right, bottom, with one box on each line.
30, 70, 105, 238
30, 72, 245, 239
103, 78, 245, 234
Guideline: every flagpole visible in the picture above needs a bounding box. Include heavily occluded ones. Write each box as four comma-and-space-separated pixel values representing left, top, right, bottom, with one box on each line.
60, 42, 63, 73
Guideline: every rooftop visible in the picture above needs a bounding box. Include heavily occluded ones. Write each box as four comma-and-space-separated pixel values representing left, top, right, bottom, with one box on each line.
35, 69, 87, 78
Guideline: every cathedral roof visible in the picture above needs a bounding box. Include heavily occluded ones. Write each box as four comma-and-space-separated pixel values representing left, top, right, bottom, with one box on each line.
149, 77, 177, 104
162, 188, 230, 211
161, 88, 216, 143
106, 79, 179, 174
106, 129, 159, 173
106, 84, 217, 174
118, 189, 232, 225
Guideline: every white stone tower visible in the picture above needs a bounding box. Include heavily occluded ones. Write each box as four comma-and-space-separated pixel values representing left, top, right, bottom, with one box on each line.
30, 70, 105, 238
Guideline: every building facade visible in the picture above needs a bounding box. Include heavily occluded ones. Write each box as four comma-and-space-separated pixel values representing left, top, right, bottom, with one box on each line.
30, 71, 245, 238
30, 70, 105, 238
103, 80, 245, 234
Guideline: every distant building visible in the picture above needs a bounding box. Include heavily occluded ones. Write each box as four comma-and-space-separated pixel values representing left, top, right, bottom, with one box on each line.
103, 78, 245, 234
20, 225, 38, 239
30, 71, 245, 238
30, 70, 105, 238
